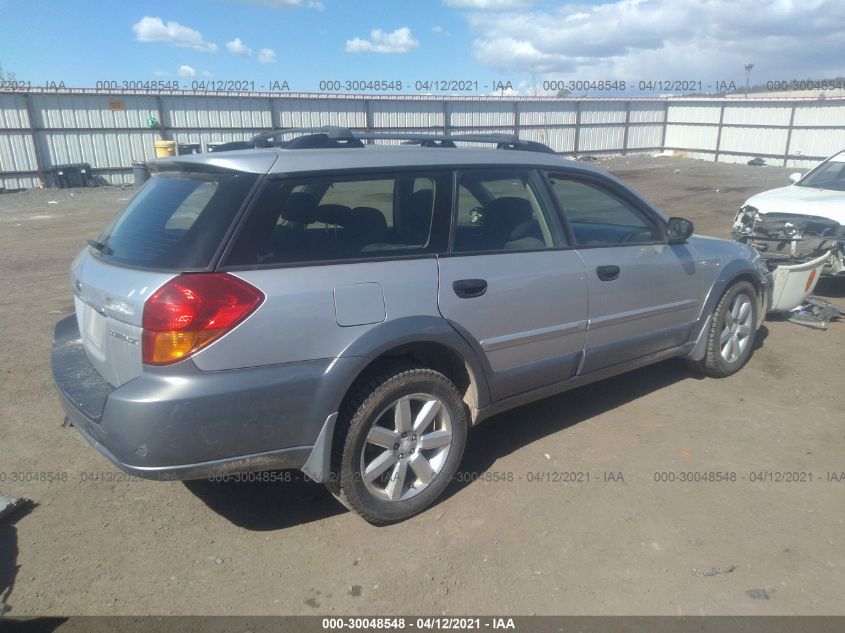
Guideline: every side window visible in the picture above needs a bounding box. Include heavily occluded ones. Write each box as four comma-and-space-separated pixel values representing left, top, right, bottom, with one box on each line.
227, 172, 445, 265
548, 175, 663, 246
320, 179, 396, 227
453, 169, 566, 253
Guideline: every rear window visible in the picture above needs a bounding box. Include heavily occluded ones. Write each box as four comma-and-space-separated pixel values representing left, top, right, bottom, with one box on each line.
95, 170, 257, 269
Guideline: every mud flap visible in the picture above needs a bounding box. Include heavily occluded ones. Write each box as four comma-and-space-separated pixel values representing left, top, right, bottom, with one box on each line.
300, 412, 338, 483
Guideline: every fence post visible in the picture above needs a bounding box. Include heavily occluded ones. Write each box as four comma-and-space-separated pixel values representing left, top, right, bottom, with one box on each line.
155, 95, 168, 140
442, 100, 449, 136
24, 93, 47, 187
573, 100, 581, 156
622, 100, 631, 155
714, 102, 726, 163
783, 102, 797, 167
364, 99, 373, 144
513, 100, 520, 139
267, 96, 275, 130
660, 100, 669, 150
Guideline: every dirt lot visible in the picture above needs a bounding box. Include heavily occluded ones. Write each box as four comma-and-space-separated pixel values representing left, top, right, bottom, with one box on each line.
0, 156, 843, 617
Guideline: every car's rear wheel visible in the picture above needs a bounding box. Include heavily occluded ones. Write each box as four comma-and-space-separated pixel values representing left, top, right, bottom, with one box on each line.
690, 280, 758, 378
329, 365, 467, 524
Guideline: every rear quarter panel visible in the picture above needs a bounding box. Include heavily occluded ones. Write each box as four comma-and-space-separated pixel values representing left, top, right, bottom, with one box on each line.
192, 258, 441, 370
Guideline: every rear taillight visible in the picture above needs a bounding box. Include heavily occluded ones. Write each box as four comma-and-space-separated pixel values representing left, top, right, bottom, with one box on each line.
142, 273, 264, 366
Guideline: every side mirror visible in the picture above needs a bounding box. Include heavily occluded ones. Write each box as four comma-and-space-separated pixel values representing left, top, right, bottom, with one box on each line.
789, 172, 803, 183
667, 217, 694, 244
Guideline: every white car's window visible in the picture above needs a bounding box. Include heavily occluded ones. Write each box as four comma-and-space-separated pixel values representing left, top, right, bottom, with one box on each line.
797, 157, 845, 191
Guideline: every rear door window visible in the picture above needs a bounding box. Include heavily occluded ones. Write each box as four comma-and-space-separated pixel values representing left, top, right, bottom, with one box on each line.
452, 169, 566, 253
96, 170, 257, 269
226, 171, 451, 266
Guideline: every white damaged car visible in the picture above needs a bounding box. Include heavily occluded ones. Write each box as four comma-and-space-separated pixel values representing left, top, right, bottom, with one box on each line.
733, 150, 845, 311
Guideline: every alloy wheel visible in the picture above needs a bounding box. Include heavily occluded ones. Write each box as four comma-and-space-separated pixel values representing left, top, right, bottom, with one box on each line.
720, 293, 753, 363
359, 393, 453, 502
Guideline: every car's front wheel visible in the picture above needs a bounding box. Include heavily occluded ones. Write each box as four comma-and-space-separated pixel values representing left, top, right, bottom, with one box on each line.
690, 280, 759, 378
330, 365, 467, 524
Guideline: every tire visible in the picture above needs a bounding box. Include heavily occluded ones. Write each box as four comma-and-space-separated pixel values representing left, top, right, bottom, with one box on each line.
689, 280, 759, 378
328, 364, 467, 524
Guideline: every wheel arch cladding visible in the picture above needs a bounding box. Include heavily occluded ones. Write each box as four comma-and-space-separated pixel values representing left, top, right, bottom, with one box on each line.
335, 316, 492, 425
700, 260, 762, 325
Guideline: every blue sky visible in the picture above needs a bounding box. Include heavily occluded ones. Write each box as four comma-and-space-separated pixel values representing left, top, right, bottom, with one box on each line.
0, 0, 495, 91
1, 0, 843, 95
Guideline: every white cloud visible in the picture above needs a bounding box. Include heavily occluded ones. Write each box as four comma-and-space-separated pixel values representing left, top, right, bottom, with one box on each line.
258, 48, 278, 63
432, 25, 449, 36
307, 1, 325, 10
463, 0, 845, 83
202, 70, 214, 77
226, 37, 253, 56
152, 70, 170, 77
178, 65, 197, 77
444, 0, 534, 9
346, 27, 419, 54
132, 16, 218, 52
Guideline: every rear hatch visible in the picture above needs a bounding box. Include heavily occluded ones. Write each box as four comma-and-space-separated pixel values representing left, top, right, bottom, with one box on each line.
72, 167, 260, 386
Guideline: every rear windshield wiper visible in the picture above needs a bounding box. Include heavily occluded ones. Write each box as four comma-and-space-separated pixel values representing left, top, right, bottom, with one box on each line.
87, 239, 113, 255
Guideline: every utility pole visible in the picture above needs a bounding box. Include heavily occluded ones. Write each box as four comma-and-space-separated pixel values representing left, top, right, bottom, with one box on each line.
744, 63, 754, 98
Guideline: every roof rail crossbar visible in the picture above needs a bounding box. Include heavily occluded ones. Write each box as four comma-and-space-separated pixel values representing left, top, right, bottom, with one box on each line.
401, 138, 457, 148
248, 126, 555, 153
358, 131, 555, 154
252, 126, 355, 147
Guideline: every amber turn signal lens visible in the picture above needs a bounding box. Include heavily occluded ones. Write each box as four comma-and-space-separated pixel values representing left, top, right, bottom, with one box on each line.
142, 329, 223, 365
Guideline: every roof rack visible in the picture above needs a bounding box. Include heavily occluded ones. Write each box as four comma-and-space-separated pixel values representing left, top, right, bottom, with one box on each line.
249, 127, 555, 154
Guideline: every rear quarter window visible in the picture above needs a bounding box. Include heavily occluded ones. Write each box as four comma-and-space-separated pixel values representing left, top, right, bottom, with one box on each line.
96, 170, 257, 270
225, 171, 451, 266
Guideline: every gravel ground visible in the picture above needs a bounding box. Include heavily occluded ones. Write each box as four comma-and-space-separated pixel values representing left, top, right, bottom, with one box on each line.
0, 155, 843, 617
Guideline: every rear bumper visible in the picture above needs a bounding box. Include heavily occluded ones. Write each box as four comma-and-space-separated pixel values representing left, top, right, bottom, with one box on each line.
52, 315, 351, 481
56, 388, 313, 480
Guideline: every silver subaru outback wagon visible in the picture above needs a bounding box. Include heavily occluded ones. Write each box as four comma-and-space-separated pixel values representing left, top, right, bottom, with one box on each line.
52, 129, 773, 524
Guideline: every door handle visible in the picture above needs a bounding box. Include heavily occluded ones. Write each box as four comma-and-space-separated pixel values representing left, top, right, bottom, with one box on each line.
596, 265, 621, 281
453, 279, 488, 299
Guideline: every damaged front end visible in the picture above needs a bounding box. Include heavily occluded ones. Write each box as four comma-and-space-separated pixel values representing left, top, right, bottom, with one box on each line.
732, 206, 844, 312
732, 206, 845, 274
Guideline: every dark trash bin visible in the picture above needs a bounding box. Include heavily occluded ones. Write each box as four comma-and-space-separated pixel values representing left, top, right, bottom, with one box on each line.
132, 161, 150, 188
48, 163, 93, 188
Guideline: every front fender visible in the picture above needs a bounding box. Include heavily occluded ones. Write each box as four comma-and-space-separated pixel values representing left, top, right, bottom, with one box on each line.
690, 257, 768, 354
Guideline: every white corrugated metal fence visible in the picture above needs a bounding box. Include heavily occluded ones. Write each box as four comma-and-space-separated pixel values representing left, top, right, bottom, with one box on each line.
1, 89, 843, 189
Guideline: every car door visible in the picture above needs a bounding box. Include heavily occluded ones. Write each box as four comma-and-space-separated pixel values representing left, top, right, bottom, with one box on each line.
438, 168, 588, 401
546, 172, 702, 374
